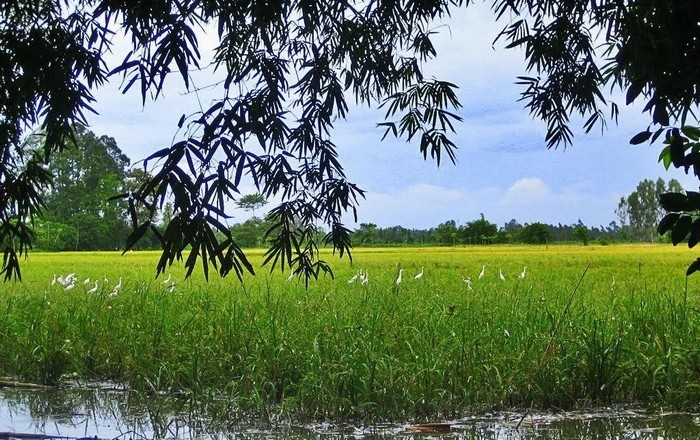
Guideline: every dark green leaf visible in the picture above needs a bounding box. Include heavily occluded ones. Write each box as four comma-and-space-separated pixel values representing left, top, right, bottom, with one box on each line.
682, 126, 700, 141
686, 258, 700, 276
686, 191, 700, 210
670, 135, 686, 168
689, 219, 700, 248
629, 131, 652, 145
657, 213, 679, 235
671, 215, 692, 245
626, 82, 643, 105
660, 192, 692, 212
653, 103, 669, 126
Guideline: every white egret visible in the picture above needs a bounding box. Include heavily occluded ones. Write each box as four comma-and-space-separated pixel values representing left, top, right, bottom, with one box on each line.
499, 268, 505, 281
162, 274, 172, 284
167, 283, 176, 293
286, 272, 294, 282
51, 274, 57, 286
64, 282, 76, 291
518, 266, 527, 280
87, 281, 99, 294
347, 273, 359, 284
414, 267, 424, 280
462, 276, 473, 291
83, 277, 91, 284
478, 265, 486, 279
110, 277, 122, 296
361, 271, 369, 285
395, 269, 404, 285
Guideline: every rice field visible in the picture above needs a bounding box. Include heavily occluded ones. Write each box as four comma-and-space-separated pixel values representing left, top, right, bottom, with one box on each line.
1, 244, 700, 422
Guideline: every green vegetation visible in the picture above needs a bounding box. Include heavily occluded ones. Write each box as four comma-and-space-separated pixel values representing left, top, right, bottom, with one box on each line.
1, 245, 700, 422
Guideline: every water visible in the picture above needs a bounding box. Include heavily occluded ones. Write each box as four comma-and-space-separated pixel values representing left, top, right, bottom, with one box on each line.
1, 384, 699, 439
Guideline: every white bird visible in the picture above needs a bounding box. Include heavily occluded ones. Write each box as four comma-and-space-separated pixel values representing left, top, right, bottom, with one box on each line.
286, 272, 294, 282
499, 268, 505, 282
396, 268, 404, 285
110, 277, 122, 296
103, 276, 109, 284
57, 275, 66, 286
610, 276, 616, 289
361, 270, 369, 285
518, 266, 527, 280
414, 267, 424, 280
462, 276, 473, 291
83, 277, 91, 284
51, 274, 57, 285
162, 274, 172, 284
167, 283, 176, 293
65, 273, 77, 283
64, 282, 76, 291
347, 273, 359, 284
478, 265, 486, 279
87, 281, 99, 294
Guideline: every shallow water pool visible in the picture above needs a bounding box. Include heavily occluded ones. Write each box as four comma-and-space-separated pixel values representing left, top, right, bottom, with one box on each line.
1, 385, 699, 439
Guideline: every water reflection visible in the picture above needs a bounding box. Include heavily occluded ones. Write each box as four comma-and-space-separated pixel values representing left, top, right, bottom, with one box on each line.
1, 385, 699, 439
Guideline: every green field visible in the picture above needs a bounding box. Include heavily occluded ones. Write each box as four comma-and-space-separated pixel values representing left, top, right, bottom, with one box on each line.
1, 244, 700, 421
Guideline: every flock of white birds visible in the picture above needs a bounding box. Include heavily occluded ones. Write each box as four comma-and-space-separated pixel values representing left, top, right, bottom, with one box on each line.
338, 265, 528, 291
51, 273, 175, 294
53, 265, 531, 294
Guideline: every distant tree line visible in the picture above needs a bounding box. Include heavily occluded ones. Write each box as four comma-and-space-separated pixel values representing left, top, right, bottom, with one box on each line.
349, 216, 615, 247
229, 214, 646, 249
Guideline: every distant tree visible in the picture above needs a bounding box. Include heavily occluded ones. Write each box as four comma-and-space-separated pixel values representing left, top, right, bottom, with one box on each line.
460, 214, 498, 244
617, 178, 683, 242
434, 220, 458, 246
353, 223, 378, 246
160, 202, 174, 228
382, 225, 412, 244
503, 219, 522, 233
231, 217, 273, 248
500, 219, 523, 244
33, 125, 132, 250
236, 193, 268, 216
520, 223, 552, 245
573, 224, 590, 246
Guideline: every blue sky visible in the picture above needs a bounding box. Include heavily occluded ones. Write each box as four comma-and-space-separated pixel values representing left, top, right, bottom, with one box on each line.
87, 3, 695, 231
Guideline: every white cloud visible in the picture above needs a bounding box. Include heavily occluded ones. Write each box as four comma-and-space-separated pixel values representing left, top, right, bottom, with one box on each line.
501, 177, 552, 205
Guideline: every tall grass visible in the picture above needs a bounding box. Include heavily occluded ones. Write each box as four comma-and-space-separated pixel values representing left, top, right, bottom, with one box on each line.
1, 245, 700, 421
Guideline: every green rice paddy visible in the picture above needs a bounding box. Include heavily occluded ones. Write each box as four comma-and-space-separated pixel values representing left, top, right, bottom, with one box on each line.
1, 244, 700, 421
